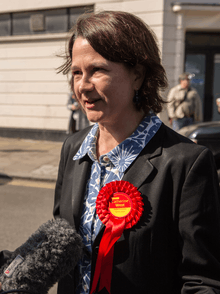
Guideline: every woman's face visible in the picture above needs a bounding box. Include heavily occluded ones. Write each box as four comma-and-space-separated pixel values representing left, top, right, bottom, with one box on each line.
71, 37, 140, 125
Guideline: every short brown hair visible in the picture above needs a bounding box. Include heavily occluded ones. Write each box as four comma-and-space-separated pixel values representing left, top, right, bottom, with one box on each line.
59, 10, 168, 114
179, 72, 190, 82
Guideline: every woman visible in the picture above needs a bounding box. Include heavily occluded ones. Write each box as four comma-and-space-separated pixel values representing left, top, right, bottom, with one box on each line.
1, 10, 220, 294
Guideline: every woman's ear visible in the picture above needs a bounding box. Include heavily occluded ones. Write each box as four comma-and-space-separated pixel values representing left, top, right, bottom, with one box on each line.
133, 64, 146, 89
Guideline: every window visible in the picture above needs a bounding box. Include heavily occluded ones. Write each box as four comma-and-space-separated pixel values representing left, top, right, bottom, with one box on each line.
185, 32, 220, 121
186, 32, 220, 48
0, 6, 93, 36
0, 13, 11, 36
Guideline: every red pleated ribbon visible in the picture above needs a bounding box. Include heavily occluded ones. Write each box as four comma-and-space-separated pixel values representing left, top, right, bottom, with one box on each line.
90, 181, 144, 294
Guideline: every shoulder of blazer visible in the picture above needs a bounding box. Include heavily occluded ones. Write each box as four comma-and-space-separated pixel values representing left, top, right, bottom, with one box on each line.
155, 123, 208, 165
144, 123, 206, 162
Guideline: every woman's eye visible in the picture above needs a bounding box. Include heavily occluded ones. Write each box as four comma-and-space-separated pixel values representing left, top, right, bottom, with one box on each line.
93, 67, 102, 73
73, 70, 81, 76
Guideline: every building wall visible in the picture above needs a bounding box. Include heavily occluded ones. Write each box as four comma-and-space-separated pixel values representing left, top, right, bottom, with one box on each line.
163, 0, 220, 89
159, 0, 220, 123
0, 0, 220, 133
0, 0, 166, 131
0, 35, 69, 130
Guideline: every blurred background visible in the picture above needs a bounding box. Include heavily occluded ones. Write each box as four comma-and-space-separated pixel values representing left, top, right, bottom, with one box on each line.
0, 0, 220, 142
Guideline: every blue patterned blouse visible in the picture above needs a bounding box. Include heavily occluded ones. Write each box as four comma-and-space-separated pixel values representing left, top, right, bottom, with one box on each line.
74, 113, 162, 294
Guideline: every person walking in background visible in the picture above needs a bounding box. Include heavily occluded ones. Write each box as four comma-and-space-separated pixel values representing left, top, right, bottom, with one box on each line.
67, 92, 90, 133
216, 98, 220, 114
72, 100, 90, 132
167, 72, 203, 131
67, 92, 76, 134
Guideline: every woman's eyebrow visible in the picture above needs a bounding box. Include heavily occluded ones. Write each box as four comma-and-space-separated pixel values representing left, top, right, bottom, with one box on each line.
71, 61, 108, 71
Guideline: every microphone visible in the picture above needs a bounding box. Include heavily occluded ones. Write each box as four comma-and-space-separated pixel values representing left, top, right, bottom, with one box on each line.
0, 218, 84, 294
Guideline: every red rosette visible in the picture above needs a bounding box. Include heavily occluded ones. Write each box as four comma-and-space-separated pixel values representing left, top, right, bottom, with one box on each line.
90, 180, 144, 294
96, 180, 144, 228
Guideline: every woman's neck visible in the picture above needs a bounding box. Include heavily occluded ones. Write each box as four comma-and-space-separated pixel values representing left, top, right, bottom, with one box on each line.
96, 111, 145, 158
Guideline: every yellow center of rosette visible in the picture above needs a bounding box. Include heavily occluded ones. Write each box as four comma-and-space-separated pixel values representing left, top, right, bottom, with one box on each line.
109, 192, 132, 218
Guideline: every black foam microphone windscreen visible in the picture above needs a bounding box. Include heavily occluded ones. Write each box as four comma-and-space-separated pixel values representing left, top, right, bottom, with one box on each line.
0, 218, 83, 294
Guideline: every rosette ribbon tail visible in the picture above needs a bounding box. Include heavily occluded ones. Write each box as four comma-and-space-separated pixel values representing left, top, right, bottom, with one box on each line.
90, 217, 126, 294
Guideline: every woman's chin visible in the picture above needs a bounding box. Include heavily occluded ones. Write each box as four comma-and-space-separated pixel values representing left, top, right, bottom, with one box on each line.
86, 113, 102, 124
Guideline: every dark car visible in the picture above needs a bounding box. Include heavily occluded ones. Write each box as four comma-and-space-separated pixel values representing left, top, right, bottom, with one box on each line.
179, 121, 220, 182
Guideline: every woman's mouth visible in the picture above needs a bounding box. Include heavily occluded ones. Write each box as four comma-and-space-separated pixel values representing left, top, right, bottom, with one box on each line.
85, 99, 101, 108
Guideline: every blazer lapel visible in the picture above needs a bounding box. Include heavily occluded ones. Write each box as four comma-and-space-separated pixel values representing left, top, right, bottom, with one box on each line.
62, 126, 93, 230
71, 155, 92, 230
122, 156, 154, 189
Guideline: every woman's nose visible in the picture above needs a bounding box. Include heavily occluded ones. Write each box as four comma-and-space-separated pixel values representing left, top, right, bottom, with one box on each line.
79, 76, 94, 94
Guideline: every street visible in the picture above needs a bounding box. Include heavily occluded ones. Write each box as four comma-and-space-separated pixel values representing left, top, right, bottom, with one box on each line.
0, 178, 57, 294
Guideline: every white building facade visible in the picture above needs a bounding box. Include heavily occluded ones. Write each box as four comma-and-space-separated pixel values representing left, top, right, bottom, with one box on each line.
0, 0, 219, 139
